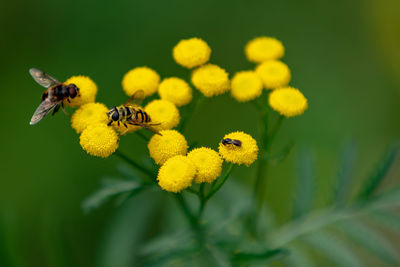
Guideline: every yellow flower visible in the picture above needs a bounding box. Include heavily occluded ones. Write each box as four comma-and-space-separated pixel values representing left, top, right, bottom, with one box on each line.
148, 130, 188, 165
255, 60, 291, 89
245, 36, 284, 63
64, 76, 98, 107
191, 64, 230, 97
71, 103, 108, 133
231, 71, 263, 102
219, 131, 258, 166
80, 124, 119, 158
173, 38, 211, 68
269, 87, 308, 117
158, 77, 192, 106
157, 155, 196, 193
144, 99, 180, 131
187, 147, 223, 183
122, 67, 160, 97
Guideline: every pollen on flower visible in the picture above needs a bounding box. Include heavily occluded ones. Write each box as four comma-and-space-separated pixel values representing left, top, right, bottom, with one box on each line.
64, 76, 98, 107
158, 77, 192, 107
144, 99, 180, 131
122, 67, 160, 97
191, 64, 230, 97
187, 147, 223, 183
71, 102, 109, 133
148, 130, 188, 165
231, 71, 263, 102
219, 131, 258, 166
255, 60, 291, 89
245, 36, 285, 63
269, 87, 308, 117
157, 155, 196, 193
80, 124, 119, 158
173, 38, 211, 68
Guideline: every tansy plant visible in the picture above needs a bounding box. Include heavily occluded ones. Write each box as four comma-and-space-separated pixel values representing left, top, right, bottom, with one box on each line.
40, 37, 400, 266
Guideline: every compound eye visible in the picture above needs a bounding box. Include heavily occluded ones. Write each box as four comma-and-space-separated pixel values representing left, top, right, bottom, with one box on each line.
111, 112, 119, 121
69, 88, 77, 98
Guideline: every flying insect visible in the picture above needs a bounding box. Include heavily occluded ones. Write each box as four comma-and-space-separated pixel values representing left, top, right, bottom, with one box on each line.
29, 68, 79, 125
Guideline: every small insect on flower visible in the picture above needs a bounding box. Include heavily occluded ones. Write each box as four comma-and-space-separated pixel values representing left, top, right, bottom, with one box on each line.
219, 131, 258, 166
29, 68, 80, 125
64, 75, 98, 108
106, 90, 161, 135
221, 138, 242, 147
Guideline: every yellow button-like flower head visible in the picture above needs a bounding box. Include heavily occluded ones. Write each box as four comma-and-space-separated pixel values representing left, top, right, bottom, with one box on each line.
144, 99, 180, 131
148, 130, 188, 165
71, 102, 108, 133
255, 60, 291, 89
187, 147, 223, 183
157, 155, 196, 193
122, 67, 160, 97
219, 131, 258, 166
158, 77, 192, 107
231, 71, 263, 102
173, 38, 211, 68
269, 87, 308, 117
80, 124, 119, 158
64, 76, 98, 107
245, 37, 284, 63
191, 64, 230, 97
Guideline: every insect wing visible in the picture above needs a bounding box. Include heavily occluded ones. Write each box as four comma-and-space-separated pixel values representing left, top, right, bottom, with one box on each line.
30, 99, 59, 125
29, 68, 59, 89
125, 90, 145, 106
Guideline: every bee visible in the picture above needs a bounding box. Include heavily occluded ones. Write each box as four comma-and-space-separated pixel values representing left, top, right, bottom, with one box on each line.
222, 138, 242, 147
107, 90, 161, 135
29, 68, 79, 125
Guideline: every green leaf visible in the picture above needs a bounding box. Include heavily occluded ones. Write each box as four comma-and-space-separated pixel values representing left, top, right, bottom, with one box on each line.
82, 179, 144, 213
292, 147, 316, 219
357, 144, 399, 199
367, 209, 400, 232
231, 248, 288, 265
284, 243, 316, 267
97, 191, 162, 267
302, 230, 362, 267
337, 220, 399, 265
335, 141, 358, 207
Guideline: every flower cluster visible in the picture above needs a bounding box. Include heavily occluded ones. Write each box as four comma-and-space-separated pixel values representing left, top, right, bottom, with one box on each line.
42, 35, 308, 192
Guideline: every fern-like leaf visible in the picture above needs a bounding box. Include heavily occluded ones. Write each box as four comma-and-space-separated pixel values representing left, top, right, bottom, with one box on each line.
292, 147, 316, 219
82, 179, 144, 213
335, 141, 358, 207
302, 230, 362, 267
336, 220, 398, 265
357, 144, 399, 199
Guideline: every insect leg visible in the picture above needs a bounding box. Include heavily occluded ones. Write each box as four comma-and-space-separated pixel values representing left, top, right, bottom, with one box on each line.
107, 121, 113, 126
60, 101, 70, 116
52, 104, 61, 116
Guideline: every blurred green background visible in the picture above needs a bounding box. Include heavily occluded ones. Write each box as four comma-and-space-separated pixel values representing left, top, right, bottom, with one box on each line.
0, 0, 399, 266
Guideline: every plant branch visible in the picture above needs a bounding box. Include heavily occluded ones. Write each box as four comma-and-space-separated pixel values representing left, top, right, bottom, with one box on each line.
114, 150, 154, 177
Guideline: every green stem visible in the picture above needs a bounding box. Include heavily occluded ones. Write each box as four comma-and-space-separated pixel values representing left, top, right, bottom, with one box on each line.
114, 150, 154, 177
204, 164, 234, 202
266, 115, 284, 151
197, 164, 234, 218
251, 99, 285, 236
179, 94, 205, 132
174, 194, 198, 230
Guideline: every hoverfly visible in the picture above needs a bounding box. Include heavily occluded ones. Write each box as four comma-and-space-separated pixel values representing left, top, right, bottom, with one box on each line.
107, 90, 161, 135
222, 138, 242, 147
29, 68, 79, 125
